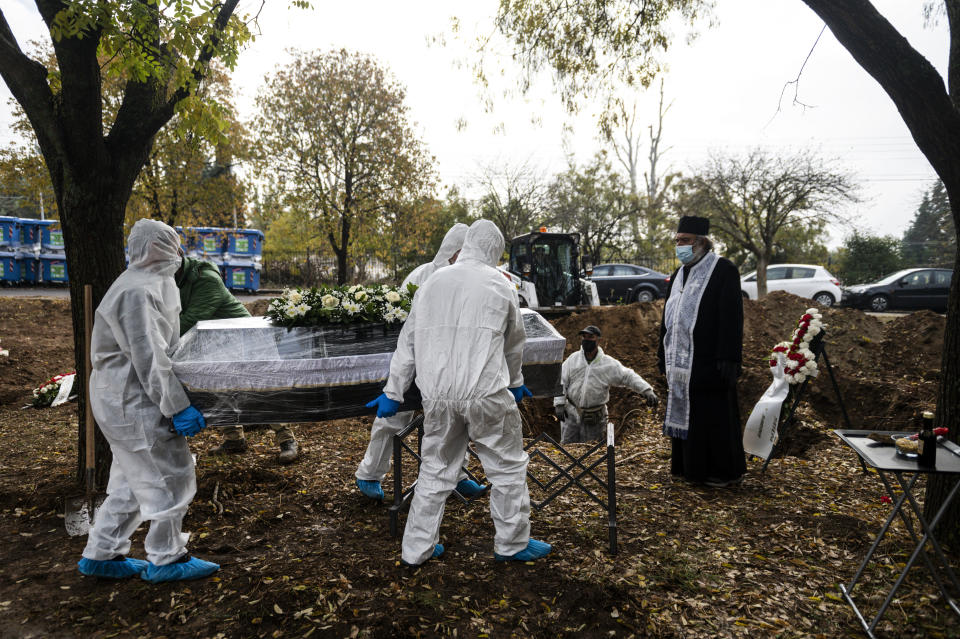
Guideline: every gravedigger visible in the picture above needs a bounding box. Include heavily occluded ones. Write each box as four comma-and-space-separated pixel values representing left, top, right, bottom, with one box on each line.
499, 227, 600, 315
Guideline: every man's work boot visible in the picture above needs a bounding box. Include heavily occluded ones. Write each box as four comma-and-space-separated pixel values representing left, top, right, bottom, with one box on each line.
278, 439, 299, 465
208, 438, 248, 456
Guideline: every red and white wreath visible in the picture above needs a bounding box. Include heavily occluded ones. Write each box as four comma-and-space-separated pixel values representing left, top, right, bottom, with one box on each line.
769, 308, 824, 385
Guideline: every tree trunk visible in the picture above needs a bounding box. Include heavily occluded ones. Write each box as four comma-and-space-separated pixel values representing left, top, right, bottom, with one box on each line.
923, 205, 960, 547
60, 177, 129, 486
755, 254, 770, 298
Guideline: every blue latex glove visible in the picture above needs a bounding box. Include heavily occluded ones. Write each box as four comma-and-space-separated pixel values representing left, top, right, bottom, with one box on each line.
366, 393, 400, 418
172, 405, 206, 437
508, 385, 533, 403
141, 556, 219, 583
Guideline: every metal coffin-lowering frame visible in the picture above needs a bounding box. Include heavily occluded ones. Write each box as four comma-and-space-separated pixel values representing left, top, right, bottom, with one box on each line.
389, 420, 618, 554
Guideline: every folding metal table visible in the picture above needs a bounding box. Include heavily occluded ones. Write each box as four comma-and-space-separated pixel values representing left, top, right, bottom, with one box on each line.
834, 429, 960, 638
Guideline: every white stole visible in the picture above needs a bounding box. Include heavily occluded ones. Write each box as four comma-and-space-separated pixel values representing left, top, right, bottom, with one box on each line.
662, 251, 719, 439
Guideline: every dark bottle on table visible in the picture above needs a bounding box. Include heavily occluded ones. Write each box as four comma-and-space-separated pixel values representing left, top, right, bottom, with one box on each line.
918, 410, 937, 467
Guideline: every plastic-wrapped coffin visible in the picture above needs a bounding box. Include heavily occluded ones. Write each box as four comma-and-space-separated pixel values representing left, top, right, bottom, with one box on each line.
171, 308, 565, 426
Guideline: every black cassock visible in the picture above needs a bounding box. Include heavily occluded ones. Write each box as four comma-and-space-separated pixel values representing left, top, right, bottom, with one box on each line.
657, 254, 747, 484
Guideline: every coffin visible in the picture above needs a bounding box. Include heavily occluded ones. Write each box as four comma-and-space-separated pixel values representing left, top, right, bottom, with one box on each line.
171, 308, 564, 425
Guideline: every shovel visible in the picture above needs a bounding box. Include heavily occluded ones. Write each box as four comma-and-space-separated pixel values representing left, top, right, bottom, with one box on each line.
65, 284, 106, 536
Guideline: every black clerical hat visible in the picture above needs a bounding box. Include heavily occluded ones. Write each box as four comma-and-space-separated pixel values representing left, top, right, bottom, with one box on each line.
677, 216, 710, 235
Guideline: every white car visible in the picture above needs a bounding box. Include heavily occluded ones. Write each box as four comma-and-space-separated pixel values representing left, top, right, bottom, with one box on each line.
740, 263, 842, 307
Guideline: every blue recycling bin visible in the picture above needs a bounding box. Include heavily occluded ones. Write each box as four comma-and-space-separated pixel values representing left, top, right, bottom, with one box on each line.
17, 218, 43, 248
227, 229, 264, 257
0, 217, 19, 248
40, 253, 69, 283
17, 253, 39, 284
223, 259, 260, 292
0, 251, 18, 282
192, 227, 226, 256
40, 220, 64, 252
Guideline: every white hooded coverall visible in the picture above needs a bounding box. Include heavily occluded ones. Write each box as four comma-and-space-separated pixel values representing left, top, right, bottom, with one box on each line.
553, 346, 652, 443
82, 219, 196, 566
355, 223, 469, 483
384, 219, 531, 565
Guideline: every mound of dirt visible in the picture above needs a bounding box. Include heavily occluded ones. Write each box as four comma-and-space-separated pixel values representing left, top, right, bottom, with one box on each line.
521, 290, 945, 440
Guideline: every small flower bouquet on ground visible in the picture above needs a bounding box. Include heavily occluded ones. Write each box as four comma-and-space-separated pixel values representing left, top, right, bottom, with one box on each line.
265, 283, 417, 328
32, 371, 76, 408
0, 338, 8, 358
769, 308, 825, 385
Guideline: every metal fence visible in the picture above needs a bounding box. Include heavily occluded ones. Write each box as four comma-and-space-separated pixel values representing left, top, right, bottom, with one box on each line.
260, 249, 396, 289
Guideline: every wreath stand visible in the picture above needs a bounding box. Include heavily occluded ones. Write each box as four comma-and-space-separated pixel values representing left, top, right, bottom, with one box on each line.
760, 332, 865, 473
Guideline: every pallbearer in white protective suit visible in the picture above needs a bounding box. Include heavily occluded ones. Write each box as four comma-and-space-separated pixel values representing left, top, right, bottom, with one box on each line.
77, 219, 219, 584
553, 324, 659, 444
355, 223, 487, 500
366, 219, 552, 566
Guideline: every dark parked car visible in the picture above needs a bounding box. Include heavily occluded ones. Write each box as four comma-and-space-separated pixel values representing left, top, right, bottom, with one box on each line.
841, 267, 952, 312
590, 263, 670, 304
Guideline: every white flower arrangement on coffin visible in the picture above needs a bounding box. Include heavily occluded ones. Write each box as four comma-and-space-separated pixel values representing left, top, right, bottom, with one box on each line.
265, 283, 417, 328
769, 308, 825, 385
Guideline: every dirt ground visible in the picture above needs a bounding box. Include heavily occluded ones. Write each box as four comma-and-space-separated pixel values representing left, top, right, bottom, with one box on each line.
0, 293, 956, 638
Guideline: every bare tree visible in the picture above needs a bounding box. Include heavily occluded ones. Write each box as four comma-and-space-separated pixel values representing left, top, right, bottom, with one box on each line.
602, 81, 677, 261
473, 159, 548, 240
678, 149, 858, 296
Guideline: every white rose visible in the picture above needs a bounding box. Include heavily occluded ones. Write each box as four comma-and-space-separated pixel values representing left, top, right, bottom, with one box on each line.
385, 290, 401, 303
808, 325, 821, 336
354, 290, 368, 301
321, 294, 339, 308
288, 290, 303, 304
348, 284, 361, 293
805, 308, 818, 314
793, 372, 807, 384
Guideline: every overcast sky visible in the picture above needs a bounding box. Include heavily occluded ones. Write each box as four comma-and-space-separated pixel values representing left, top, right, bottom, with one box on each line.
2, 1, 947, 248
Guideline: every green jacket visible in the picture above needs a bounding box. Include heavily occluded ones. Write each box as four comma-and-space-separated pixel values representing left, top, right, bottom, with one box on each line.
176, 256, 250, 335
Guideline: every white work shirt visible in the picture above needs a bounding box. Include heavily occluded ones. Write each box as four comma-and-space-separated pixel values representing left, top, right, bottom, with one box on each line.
554, 346, 651, 409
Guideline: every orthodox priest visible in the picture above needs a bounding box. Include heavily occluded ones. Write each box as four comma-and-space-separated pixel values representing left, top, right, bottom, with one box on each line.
657, 216, 746, 487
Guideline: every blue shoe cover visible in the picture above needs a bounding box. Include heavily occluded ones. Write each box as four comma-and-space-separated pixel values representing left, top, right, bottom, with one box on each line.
455, 479, 488, 497
494, 539, 552, 562
77, 556, 148, 579
402, 544, 444, 567
141, 556, 220, 583
356, 479, 384, 500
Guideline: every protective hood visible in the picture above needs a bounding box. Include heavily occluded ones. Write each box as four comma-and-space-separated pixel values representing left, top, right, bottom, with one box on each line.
127, 219, 182, 277
431, 223, 468, 267
458, 219, 504, 267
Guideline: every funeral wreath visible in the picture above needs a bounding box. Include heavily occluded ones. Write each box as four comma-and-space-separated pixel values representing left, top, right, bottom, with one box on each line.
769, 308, 824, 385
266, 284, 416, 328
32, 371, 75, 408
